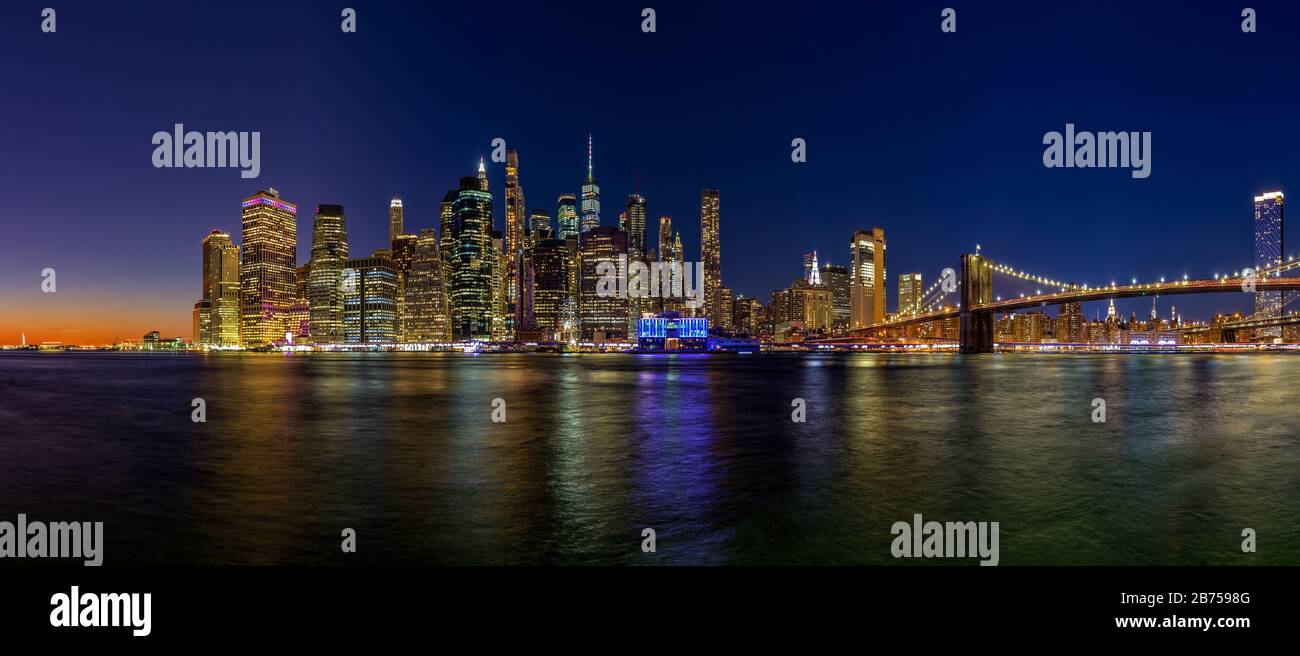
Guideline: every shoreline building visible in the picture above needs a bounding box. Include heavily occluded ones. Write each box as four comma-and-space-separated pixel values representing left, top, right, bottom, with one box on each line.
402, 228, 452, 342
820, 263, 850, 333
343, 255, 399, 343
898, 272, 922, 317
623, 194, 649, 336
578, 226, 629, 341
580, 135, 601, 232
239, 188, 298, 347
1057, 301, 1086, 343
504, 150, 525, 337
1254, 191, 1284, 339
700, 189, 724, 330
850, 228, 886, 328
307, 204, 350, 344
531, 236, 569, 340
198, 230, 240, 347
448, 168, 496, 340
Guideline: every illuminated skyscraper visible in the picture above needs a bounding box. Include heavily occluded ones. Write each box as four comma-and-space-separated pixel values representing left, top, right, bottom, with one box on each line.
800, 285, 833, 331
580, 135, 601, 232
700, 189, 723, 328
620, 194, 650, 335
803, 251, 821, 285
657, 215, 673, 262
533, 237, 569, 339
623, 194, 648, 259
200, 230, 240, 346
1254, 191, 1284, 338
193, 300, 210, 345
733, 296, 762, 335
898, 272, 922, 316
529, 209, 552, 243
389, 196, 404, 244
663, 231, 685, 315
1058, 301, 1085, 343
197, 230, 223, 344
560, 232, 580, 342
769, 288, 792, 325
448, 174, 495, 340
820, 263, 850, 332
557, 194, 579, 240
491, 230, 509, 340
850, 228, 886, 328
717, 285, 735, 331
308, 204, 349, 344
343, 255, 399, 343
239, 188, 298, 347
439, 189, 457, 273
504, 149, 525, 317
402, 228, 451, 342
390, 233, 418, 338
578, 226, 628, 341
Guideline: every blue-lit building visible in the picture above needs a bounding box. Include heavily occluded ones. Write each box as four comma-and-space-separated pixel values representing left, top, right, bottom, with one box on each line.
637, 313, 708, 350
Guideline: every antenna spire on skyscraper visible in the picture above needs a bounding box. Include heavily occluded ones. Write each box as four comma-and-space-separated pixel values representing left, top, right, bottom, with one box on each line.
587, 134, 593, 183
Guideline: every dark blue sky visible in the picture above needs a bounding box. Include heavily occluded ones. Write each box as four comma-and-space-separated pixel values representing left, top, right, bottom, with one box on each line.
3, 0, 1298, 341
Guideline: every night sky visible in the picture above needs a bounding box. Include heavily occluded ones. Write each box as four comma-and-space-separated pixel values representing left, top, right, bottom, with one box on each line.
3, 0, 1299, 343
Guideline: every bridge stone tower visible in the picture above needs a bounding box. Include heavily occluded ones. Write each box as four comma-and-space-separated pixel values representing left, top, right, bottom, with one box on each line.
959, 253, 993, 353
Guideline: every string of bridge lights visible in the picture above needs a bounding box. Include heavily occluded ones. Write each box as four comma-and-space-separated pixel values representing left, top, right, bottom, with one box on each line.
884, 251, 1300, 324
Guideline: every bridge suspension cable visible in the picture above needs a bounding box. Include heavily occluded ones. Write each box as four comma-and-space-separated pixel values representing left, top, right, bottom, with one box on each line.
983, 259, 1083, 292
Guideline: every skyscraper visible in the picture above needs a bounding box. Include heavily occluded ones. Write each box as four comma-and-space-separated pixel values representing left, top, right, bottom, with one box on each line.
657, 215, 673, 262
308, 204, 349, 344
716, 285, 735, 331
733, 296, 762, 335
529, 209, 552, 243
197, 230, 223, 344
389, 196, 404, 244
623, 194, 648, 259
533, 237, 569, 339
620, 194, 650, 336
1254, 191, 1284, 338
804, 251, 821, 285
850, 228, 886, 328
580, 135, 601, 232
390, 233, 418, 338
239, 188, 298, 347
491, 229, 509, 340
898, 272, 922, 316
504, 149, 525, 317
200, 230, 240, 347
557, 194, 579, 240
439, 189, 457, 274
402, 229, 452, 343
448, 174, 495, 340
343, 255, 399, 344
1058, 301, 1085, 343
820, 263, 850, 332
700, 189, 722, 329
578, 226, 628, 341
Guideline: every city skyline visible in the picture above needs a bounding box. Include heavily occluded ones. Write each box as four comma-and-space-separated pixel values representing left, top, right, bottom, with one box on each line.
5, 2, 1300, 344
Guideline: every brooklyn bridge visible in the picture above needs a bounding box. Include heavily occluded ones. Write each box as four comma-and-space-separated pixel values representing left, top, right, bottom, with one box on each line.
834, 253, 1300, 353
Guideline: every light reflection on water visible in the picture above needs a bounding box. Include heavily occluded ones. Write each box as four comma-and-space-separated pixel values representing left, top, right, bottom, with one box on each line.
0, 351, 1296, 565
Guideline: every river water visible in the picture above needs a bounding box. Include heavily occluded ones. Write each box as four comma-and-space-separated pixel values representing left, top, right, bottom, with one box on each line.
1, 351, 1295, 565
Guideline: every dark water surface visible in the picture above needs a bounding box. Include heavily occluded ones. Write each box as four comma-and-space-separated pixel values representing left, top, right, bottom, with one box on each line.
1, 351, 1297, 565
